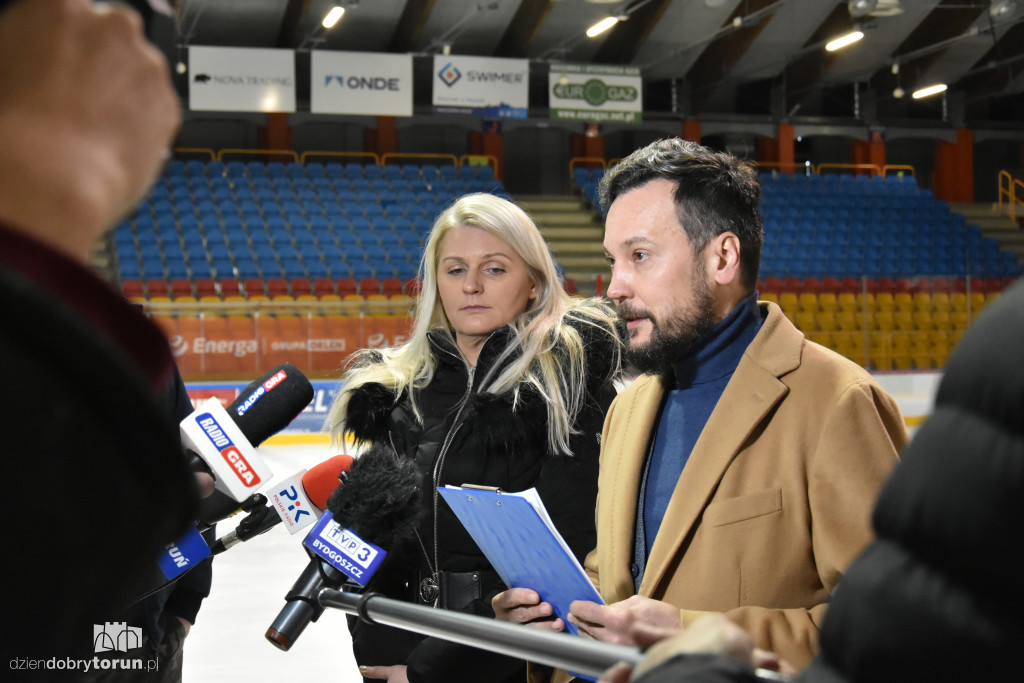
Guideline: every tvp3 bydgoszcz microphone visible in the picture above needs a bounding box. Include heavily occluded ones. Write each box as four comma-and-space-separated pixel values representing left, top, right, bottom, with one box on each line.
265, 444, 423, 651
142, 364, 314, 599
210, 454, 355, 554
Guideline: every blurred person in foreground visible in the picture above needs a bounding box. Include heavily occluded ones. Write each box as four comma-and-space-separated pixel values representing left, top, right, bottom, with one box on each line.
326, 193, 622, 683
597, 279, 1024, 683
0, 0, 199, 675
494, 139, 907, 677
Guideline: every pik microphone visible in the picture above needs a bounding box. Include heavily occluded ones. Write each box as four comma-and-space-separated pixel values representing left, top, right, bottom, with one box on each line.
184, 363, 315, 528
265, 444, 422, 651
210, 454, 354, 554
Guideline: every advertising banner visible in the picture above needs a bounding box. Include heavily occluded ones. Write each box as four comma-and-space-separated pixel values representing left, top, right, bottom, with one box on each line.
549, 63, 642, 124
432, 55, 528, 118
311, 51, 413, 116
189, 46, 296, 112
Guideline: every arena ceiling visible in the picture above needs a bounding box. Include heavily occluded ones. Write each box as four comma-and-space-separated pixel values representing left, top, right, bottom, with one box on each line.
172, 0, 1024, 124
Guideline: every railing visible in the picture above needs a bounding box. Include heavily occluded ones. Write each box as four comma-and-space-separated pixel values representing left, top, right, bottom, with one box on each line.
299, 150, 380, 165
216, 148, 299, 163
172, 147, 216, 161
382, 152, 459, 169
998, 170, 1024, 221
815, 162, 882, 176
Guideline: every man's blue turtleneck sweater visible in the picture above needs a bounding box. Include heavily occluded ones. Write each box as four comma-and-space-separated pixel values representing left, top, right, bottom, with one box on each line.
632, 293, 764, 589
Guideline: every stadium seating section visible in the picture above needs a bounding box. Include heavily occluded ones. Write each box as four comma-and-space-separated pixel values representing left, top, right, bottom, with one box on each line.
113, 160, 1022, 376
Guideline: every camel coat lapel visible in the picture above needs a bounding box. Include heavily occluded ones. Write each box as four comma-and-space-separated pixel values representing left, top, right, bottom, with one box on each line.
640, 309, 801, 595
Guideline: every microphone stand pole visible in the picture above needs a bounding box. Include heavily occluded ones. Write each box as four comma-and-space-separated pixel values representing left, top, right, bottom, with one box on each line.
317, 589, 791, 681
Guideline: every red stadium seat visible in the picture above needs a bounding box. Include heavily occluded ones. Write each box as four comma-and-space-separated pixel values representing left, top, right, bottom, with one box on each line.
359, 277, 382, 296
267, 278, 290, 297
122, 279, 145, 299
146, 279, 169, 298
336, 277, 358, 297
381, 277, 404, 296
403, 278, 422, 297
313, 277, 336, 296
219, 278, 242, 297
291, 277, 313, 297
243, 278, 266, 297
563, 277, 578, 295
195, 278, 218, 298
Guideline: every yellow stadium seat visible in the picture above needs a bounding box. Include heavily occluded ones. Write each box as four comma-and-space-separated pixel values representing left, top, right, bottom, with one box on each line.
891, 332, 912, 370
951, 310, 970, 331
816, 310, 838, 332
760, 292, 780, 306
970, 292, 986, 312
948, 291, 966, 311
913, 309, 935, 332
837, 310, 861, 332
894, 310, 915, 332
874, 310, 895, 332
798, 292, 819, 313
929, 290, 950, 313
932, 309, 952, 332
837, 292, 859, 313
778, 292, 800, 318
912, 292, 933, 312
818, 292, 838, 312
795, 310, 817, 332
869, 332, 891, 370
894, 292, 914, 312
807, 330, 832, 347
874, 292, 895, 312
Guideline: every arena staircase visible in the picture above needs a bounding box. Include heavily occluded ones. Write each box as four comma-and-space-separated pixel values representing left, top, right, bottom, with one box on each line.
517, 195, 609, 297
948, 202, 1024, 267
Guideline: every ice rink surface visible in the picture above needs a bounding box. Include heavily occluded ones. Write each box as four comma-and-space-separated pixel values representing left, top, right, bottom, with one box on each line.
182, 442, 363, 683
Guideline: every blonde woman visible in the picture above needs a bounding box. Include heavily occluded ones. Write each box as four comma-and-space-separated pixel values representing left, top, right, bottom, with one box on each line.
328, 193, 621, 683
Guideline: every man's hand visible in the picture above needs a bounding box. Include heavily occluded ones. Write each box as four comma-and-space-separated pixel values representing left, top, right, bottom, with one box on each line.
491, 588, 565, 631
597, 614, 795, 682
0, 0, 180, 261
568, 596, 682, 646
359, 664, 409, 683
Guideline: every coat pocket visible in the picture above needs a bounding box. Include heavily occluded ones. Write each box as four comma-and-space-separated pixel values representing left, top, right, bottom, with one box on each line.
704, 488, 782, 527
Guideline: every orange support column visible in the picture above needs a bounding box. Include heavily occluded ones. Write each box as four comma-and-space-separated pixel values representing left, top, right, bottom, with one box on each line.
868, 131, 886, 172
376, 116, 398, 156
934, 129, 974, 203
260, 113, 292, 151
777, 123, 795, 175
682, 119, 701, 143
470, 121, 505, 180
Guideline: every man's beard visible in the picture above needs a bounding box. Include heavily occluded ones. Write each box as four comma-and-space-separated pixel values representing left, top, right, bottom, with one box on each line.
620, 274, 717, 375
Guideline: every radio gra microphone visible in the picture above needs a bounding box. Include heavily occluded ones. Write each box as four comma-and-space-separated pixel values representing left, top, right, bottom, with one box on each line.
265, 444, 422, 651
183, 363, 314, 529
210, 454, 354, 554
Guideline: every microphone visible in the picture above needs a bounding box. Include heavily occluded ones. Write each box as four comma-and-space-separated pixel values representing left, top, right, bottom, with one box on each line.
130, 365, 314, 603
210, 455, 354, 554
265, 444, 423, 651
184, 363, 314, 527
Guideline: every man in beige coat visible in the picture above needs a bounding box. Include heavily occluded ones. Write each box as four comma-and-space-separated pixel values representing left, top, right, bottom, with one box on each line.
495, 139, 906, 677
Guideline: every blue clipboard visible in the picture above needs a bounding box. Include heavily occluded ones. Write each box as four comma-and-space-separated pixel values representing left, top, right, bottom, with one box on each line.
437, 485, 604, 638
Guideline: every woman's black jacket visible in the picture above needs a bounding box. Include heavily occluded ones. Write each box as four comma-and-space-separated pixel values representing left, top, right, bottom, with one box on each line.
343, 311, 619, 683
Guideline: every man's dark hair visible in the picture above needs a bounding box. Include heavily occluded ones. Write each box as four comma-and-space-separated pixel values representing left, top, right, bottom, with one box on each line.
598, 138, 764, 290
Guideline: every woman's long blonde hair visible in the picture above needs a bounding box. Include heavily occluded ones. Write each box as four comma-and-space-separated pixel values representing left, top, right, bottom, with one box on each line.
327, 193, 619, 454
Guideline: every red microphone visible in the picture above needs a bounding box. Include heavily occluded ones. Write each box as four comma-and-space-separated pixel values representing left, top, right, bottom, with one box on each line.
210, 454, 354, 554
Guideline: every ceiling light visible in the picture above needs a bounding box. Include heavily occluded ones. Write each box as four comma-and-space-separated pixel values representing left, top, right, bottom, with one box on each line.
586, 16, 620, 38
990, 0, 1017, 18
826, 30, 864, 51
912, 83, 947, 99
893, 86, 905, 99
848, 0, 877, 18
322, 6, 345, 28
